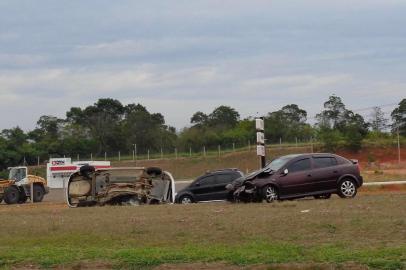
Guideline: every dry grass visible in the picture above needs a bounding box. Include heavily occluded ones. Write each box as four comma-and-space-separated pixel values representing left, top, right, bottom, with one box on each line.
0, 193, 405, 269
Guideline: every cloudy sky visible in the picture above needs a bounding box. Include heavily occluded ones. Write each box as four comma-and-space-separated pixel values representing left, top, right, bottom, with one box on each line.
0, 0, 405, 131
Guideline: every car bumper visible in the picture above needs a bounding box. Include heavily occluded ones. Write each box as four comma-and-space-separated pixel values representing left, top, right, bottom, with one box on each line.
358, 176, 364, 187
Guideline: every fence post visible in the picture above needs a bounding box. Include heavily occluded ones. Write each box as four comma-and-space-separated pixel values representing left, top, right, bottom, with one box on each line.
91, 153, 93, 161
233, 142, 235, 152
175, 148, 178, 159
218, 145, 221, 157
203, 146, 206, 157
189, 147, 192, 157
295, 137, 298, 147
398, 127, 401, 164
248, 140, 251, 151
132, 150, 135, 161
311, 137, 314, 153
37, 156, 40, 166
118, 151, 121, 161
77, 154, 80, 161
30, 182, 34, 204
104, 152, 107, 161
161, 148, 163, 159
148, 149, 150, 160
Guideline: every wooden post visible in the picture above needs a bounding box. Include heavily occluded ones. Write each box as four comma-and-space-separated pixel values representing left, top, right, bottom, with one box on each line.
118, 151, 121, 161
311, 137, 314, 153
398, 127, 401, 164
30, 182, 34, 204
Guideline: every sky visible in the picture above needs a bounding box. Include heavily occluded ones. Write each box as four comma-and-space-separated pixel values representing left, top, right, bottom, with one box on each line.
0, 0, 405, 131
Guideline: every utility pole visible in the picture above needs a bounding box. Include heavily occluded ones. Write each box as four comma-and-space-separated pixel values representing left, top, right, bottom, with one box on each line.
256, 117, 266, 168
398, 126, 401, 164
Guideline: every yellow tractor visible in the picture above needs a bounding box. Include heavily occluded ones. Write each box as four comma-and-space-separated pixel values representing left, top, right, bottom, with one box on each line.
0, 167, 49, 204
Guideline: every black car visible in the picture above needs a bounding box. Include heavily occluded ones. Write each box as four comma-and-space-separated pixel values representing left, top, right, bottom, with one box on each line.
226, 153, 363, 203
175, 169, 244, 204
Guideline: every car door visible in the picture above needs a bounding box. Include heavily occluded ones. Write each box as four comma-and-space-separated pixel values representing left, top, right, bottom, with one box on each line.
210, 173, 237, 200
311, 156, 340, 191
191, 175, 217, 201
278, 158, 312, 196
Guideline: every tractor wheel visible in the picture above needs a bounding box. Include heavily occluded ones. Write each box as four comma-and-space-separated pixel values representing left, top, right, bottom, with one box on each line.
33, 185, 45, 202
4, 186, 20, 204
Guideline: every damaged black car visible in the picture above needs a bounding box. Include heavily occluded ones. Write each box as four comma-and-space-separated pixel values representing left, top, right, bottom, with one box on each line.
226, 153, 363, 203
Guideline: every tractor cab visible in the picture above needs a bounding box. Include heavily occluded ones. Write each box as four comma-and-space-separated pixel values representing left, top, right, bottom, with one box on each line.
8, 167, 28, 183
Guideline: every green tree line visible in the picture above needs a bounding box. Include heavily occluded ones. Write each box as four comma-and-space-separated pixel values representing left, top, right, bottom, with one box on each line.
0, 96, 405, 171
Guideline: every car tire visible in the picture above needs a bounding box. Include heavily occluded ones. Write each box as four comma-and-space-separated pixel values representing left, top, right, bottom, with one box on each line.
338, 178, 358, 198
4, 186, 20, 204
33, 185, 45, 202
179, 195, 194, 204
314, 194, 332, 200
262, 185, 278, 203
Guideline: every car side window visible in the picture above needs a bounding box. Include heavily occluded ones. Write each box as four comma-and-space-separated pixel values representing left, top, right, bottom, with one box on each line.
198, 176, 216, 186
287, 158, 311, 173
313, 157, 337, 168
216, 174, 233, 184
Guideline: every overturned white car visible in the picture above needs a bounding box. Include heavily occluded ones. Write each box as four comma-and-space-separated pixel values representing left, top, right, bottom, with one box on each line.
66, 166, 175, 207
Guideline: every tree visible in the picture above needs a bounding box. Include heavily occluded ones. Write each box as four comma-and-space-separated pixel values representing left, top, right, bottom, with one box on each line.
316, 95, 368, 151
82, 98, 125, 153
369, 106, 388, 132
208, 106, 240, 129
391, 99, 406, 135
264, 104, 311, 143
190, 112, 208, 127
316, 95, 347, 129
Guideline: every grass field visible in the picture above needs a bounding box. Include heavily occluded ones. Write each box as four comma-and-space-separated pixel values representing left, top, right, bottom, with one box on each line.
0, 193, 405, 269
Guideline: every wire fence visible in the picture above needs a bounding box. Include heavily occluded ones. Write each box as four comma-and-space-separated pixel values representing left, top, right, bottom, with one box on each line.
21, 137, 405, 167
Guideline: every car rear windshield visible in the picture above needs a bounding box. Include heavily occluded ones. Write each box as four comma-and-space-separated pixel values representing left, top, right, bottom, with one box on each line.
313, 157, 337, 168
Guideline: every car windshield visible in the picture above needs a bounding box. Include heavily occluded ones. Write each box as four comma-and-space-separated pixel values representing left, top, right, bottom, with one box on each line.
266, 155, 299, 171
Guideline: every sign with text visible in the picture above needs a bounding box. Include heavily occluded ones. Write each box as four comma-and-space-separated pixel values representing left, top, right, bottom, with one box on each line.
257, 132, 265, 144
257, 145, 266, 157
255, 118, 264, 131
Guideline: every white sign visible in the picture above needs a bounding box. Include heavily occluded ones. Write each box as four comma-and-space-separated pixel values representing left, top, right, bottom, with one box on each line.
46, 159, 111, 189
255, 118, 264, 131
257, 145, 266, 157
257, 132, 265, 144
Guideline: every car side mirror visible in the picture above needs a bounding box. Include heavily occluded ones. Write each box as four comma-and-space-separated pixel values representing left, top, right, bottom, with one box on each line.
282, 168, 289, 176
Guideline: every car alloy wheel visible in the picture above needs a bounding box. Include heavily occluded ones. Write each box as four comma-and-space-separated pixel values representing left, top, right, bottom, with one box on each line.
180, 196, 193, 204
264, 185, 277, 203
340, 180, 356, 198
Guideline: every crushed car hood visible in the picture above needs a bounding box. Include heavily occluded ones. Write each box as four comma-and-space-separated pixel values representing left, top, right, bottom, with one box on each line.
227, 167, 274, 190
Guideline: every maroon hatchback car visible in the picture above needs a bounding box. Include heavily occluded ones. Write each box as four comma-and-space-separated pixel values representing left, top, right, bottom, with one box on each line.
226, 153, 363, 202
